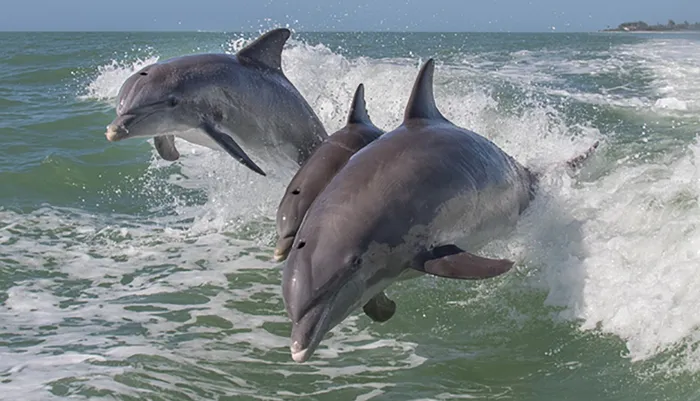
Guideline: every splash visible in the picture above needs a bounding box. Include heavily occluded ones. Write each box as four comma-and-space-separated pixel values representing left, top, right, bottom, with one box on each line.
480, 134, 700, 373
80, 56, 160, 102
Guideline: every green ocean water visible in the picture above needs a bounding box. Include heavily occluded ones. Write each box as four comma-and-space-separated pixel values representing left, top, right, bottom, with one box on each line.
2, 31, 700, 400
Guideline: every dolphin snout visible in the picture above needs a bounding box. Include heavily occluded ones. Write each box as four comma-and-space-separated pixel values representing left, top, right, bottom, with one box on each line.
290, 341, 310, 363
105, 123, 127, 142
273, 235, 295, 262
105, 115, 136, 142
288, 301, 326, 363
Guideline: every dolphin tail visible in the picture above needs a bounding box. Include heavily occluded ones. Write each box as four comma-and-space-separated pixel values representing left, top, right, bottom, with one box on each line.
527, 139, 601, 189
566, 140, 600, 172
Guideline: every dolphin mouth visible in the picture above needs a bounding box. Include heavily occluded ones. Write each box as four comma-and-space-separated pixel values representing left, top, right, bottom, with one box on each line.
290, 341, 312, 363
273, 235, 296, 262
105, 125, 127, 142
105, 114, 138, 142
287, 275, 365, 363
105, 111, 160, 142
288, 296, 333, 363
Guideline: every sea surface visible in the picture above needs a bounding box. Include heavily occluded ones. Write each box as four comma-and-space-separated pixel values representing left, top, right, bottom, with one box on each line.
1, 30, 700, 400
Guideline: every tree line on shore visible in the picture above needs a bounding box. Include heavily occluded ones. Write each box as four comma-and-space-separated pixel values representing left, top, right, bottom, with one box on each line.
603, 20, 700, 32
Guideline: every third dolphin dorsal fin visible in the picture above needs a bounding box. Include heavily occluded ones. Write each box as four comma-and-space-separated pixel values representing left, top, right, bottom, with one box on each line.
346, 83, 373, 125
237, 28, 291, 72
403, 58, 448, 122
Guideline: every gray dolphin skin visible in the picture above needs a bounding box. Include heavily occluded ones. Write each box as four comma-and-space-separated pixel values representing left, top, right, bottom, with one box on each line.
281, 58, 540, 363
104, 28, 328, 176
274, 83, 384, 262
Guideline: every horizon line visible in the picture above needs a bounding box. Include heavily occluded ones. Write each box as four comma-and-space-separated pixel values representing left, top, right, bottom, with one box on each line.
0, 29, 626, 34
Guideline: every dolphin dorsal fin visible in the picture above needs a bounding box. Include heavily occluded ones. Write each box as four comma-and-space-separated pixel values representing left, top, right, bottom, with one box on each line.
237, 28, 291, 71
346, 83, 373, 125
403, 58, 447, 122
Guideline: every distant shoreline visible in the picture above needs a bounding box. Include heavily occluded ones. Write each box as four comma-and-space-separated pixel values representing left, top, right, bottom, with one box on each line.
602, 20, 700, 33
600, 30, 700, 34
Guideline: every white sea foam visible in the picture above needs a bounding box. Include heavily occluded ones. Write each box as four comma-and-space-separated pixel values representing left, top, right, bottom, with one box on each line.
620, 38, 700, 114
0, 205, 424, 399
474, 37, 700, 117
484, 135, 700, 365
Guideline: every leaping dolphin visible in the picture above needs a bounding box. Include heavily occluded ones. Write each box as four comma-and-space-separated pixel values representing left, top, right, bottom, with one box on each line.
280, 58, 597, 363
274, 83, 384, 262
104, 28, 328, 176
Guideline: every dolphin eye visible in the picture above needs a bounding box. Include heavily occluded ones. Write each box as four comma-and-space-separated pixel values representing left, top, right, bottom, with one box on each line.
346, 255, 362, 266
291, 188, 300, 195
168, 97, 179, 107
297, 241, 306, 249
139, 72, 148, 76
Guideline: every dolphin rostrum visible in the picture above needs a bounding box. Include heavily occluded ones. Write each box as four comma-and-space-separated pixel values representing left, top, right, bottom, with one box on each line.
281, 58, 542, 363
104, 28, 328, 176
274, 83, 384, 262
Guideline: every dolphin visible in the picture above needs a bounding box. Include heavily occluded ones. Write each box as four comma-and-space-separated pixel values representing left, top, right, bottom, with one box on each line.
281, 58, 560, 363
273, 83, 384, 262
104, 28, 328, 176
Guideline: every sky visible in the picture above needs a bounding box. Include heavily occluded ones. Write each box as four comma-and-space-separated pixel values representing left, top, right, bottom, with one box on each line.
1, 0, 699, 32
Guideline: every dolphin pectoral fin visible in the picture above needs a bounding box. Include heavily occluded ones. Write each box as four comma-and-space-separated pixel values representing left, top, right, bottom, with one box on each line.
362, 291, 396, 322
414, 244, 514, 280
200, 122, 266, 176
154, 135, 180, 161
